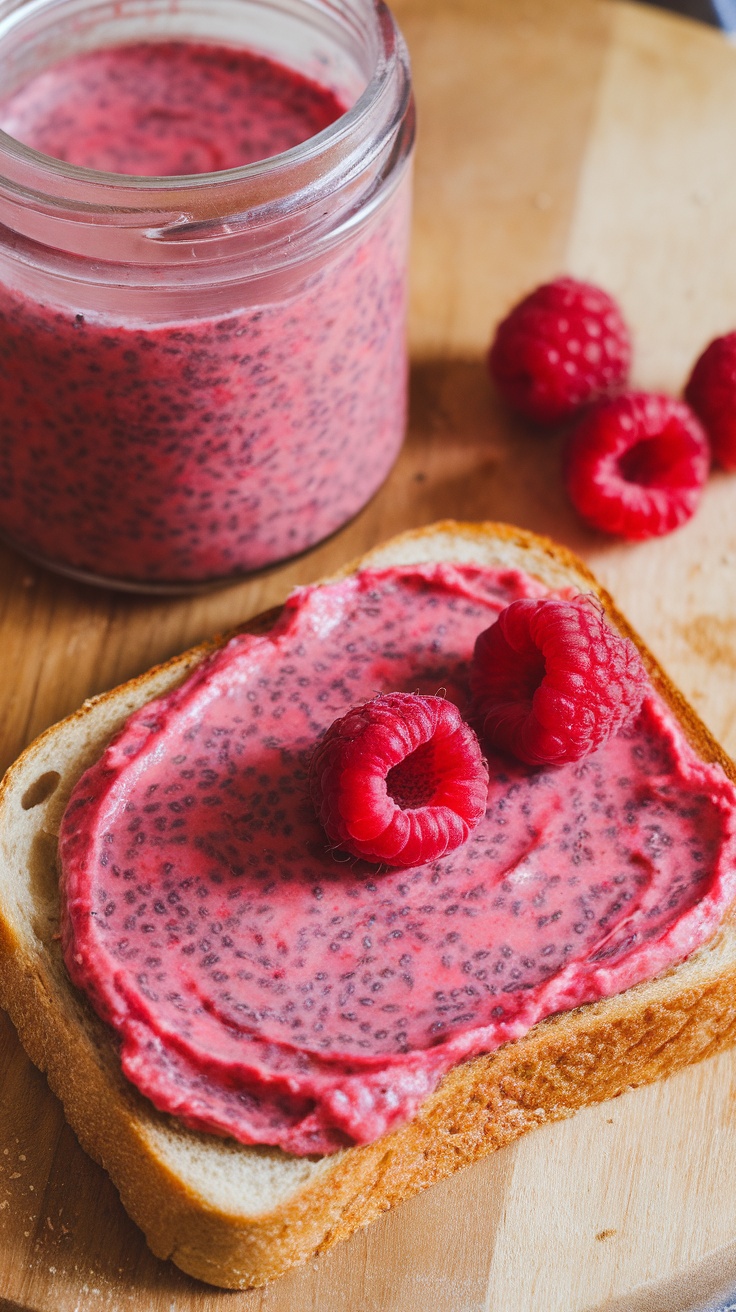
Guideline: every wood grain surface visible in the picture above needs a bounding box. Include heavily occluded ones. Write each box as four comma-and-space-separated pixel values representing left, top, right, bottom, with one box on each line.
2, 2, 736, 1308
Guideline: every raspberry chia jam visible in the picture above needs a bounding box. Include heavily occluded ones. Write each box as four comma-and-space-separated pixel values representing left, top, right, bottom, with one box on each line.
0, 1, 414, 590
60, 563, 736, 1154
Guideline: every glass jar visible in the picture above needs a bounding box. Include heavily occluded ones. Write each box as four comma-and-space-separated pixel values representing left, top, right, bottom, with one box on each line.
0, 0, 414, 591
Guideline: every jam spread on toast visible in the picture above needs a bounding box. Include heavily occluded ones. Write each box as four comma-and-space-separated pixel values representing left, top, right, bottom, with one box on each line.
60, 565, 736, 1153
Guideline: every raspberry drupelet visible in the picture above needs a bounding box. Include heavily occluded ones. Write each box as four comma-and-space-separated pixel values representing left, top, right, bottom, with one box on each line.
487, 276, 631, 425
309, 693, 489, 868
564, 392, 710, 539
685, 331, 736, 470
471, 596, 647, 767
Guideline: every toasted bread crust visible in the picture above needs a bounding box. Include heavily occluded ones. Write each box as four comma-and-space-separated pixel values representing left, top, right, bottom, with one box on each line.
2, 520, 736, 1288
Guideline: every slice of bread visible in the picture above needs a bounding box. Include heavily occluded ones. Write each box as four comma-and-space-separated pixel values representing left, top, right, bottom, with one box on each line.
2, 519, 736, 1290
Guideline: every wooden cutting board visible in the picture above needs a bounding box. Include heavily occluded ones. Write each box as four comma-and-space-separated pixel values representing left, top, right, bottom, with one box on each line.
2, 2, 736, 1308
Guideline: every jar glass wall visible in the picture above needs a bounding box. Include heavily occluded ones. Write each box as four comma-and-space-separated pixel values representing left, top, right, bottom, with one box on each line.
0, 0, 414, 590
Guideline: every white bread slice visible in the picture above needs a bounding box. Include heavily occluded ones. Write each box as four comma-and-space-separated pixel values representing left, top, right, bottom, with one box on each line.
1, 519, 736, 1290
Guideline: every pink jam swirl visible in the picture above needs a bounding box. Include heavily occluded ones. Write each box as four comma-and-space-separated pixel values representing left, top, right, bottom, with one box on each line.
59, 564, 736, 1154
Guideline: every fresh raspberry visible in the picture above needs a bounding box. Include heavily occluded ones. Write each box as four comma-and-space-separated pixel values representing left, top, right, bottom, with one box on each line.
470, 597, 647, 767
309, 693, 488, 868
564, 392, 710, 539
685, 332, 736, 470
487, 276, 631, 424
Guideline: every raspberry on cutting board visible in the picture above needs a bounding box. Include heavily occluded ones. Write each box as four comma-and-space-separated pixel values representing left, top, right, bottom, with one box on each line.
309, 693, 488, 868
564, 392, 710, 539
471, 596, 647, 767
487, 276, 631, 424
685, 331, 736, 471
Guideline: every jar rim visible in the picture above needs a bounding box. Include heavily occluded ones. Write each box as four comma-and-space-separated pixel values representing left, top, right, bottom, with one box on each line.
0, 0, 412, 231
